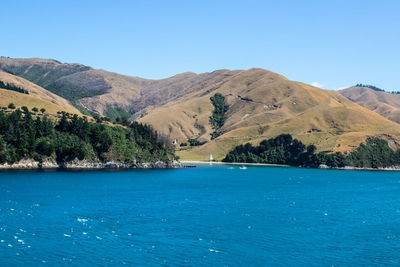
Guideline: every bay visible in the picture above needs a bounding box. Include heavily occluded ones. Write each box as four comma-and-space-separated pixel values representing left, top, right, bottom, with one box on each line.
1, 165, 400, 266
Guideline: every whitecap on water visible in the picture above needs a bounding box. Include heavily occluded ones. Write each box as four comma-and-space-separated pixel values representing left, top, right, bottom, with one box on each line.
64, 234, 71, 237
77, 218, 88, 223
209, 249, 220, 253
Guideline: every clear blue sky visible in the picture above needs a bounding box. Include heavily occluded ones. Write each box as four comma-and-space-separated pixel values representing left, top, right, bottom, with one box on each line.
1, 0, 399, 90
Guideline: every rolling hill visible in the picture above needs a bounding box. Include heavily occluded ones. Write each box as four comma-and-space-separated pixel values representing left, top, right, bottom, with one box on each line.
137, 69, 400, 160
339, 86, 400, 124
0, 70, 81, 115
2, 57, 400, 161
0, 58, 242, 120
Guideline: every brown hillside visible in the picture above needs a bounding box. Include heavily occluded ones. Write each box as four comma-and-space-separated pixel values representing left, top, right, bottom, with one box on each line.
138, 69, 400, 160
0, 58, 242, 118
2, 58, 400, 161
339, 86, 400, 124
0, 70, 81, 115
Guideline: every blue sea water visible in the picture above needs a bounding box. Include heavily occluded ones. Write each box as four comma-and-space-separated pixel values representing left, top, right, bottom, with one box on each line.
1, 165, 400, 266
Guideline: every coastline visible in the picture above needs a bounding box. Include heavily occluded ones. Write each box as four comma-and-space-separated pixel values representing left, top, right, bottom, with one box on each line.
320, 165, 400, 172
181, 161, 288, 167
181, 161, 400, 172
0, 159, 182, 170
2, 159, 399, 172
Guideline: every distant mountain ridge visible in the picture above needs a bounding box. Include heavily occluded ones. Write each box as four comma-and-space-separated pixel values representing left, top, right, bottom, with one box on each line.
339, 86, 400, 124
0, 58, 241, 120
354, 84, 399, 94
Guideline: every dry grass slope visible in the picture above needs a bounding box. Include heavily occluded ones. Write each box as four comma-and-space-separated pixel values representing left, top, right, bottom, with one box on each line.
3, 58, 400, 161
139, 70, 400, 161
339, 86, 400, 124
0, 70, 81, 115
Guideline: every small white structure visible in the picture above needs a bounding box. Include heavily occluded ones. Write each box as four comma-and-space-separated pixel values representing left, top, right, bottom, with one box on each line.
173, 139, 178, 145
209, 153, 213, 162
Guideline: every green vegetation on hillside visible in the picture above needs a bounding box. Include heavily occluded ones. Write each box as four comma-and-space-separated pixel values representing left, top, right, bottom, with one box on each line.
73, 104, 92, 116
345, 138, 399, 168
209, 93, 228, 139
47, 83, 109, 102
0, 63, 90, 88
223, 134, 400, 169
356, 83, 399, 94
0, 80, 29, 94
188, 138, 206, 147
0, 62, 108, 103
0, 108, 176, 165
104, 105, 133, 123
356, 84, 385, 92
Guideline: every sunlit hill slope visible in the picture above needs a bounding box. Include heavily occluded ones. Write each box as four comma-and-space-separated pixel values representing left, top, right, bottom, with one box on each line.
138, 69, 400, 160
339, 86, 400, 124
2, 57, 400, 161
0, 70, 81, 115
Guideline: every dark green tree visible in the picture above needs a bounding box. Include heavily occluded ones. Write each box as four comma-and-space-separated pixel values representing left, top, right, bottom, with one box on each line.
209, 93, 228, 139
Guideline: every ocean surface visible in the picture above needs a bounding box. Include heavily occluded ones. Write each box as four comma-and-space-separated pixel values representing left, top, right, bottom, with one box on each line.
1, 165, 400, 266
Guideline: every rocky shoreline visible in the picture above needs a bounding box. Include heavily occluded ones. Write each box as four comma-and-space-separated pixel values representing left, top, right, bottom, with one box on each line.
318, 164, 400, 172
3, 159, 398, 171
0, 158, 182, 170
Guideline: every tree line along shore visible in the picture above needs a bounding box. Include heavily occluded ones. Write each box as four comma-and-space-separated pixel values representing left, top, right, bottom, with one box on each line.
0, 102, 399, 170
0, 105, 178, 169
222, 134, 400, 169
